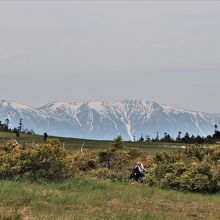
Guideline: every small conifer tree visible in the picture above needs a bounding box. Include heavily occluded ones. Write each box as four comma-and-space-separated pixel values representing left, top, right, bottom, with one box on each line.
18, 118, 23, 132
111, 135, 123, 151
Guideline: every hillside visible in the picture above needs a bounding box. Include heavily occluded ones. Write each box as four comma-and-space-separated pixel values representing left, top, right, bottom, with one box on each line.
1, 99, 220, 140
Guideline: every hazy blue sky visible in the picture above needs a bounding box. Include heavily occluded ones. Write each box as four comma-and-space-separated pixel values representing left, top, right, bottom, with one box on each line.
0, 1, 220, 112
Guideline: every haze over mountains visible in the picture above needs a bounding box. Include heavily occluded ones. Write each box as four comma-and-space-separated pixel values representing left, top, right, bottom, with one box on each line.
0, 99, 219, 140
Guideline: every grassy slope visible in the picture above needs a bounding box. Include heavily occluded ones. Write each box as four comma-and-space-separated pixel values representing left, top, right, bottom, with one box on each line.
1, 176, 220, 220
2, 131, 215, 220
0, 131, 183, 155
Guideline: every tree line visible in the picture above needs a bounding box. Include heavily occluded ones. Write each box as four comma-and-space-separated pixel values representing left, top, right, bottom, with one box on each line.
135, 124, 220, 144
1, 117, 220, 144
0, 118, 34, 135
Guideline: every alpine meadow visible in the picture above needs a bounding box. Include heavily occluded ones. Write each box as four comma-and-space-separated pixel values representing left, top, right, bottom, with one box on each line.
1, 1, 220, 220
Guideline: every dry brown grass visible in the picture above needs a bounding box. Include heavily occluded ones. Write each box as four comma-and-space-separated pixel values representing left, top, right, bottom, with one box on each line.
0, 205, 31, 220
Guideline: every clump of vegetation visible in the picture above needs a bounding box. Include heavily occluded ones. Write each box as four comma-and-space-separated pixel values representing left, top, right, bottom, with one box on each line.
98, 138, 127, 171
66, 136, 151, 181
67, 150, 98, 173
145, 146, 220, 193
1, 135, 220, 194
0, 139, 71, 181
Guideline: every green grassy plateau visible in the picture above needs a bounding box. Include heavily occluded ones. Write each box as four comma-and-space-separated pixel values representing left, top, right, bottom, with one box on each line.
1, 131, 216, 220
0, 131, 185, 155
1, 176, 220, 220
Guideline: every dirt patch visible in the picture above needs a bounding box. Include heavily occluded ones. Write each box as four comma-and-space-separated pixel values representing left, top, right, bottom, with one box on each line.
0, 205, 31, 220
87, 206, 102, 214
108, 199, 124, 207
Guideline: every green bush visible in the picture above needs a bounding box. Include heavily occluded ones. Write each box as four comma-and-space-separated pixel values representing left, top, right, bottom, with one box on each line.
98, 149, 130, 171
127, 148, 144, 160
1, 138, 219, 194
67, 150, 98, 173
0, 139, 71, 181
145, 148, 218, 193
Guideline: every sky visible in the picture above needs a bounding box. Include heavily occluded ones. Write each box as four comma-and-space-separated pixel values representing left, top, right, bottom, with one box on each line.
0, 1, 220, 113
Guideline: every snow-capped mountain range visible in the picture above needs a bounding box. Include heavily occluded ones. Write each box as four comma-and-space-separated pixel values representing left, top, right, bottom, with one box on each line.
0, 99, 220, 140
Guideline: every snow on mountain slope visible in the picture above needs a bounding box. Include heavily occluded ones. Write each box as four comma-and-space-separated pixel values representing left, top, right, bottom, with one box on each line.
0, 99, 220, 140
0, 100, 49, 134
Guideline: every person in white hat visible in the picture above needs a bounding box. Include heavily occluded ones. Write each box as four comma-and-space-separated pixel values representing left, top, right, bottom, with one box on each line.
130, 162, 147, 182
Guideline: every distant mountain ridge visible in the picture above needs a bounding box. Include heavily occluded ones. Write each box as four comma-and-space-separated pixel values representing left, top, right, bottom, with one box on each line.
0, 99, 220, 140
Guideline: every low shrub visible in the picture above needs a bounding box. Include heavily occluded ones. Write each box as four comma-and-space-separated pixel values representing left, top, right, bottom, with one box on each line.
98, 149, 129, 171
1, 138, 220, 194
127, 148, 145, 160
67, 150, 98, 173
0, 139, 71, 181
145, 147, 218, 193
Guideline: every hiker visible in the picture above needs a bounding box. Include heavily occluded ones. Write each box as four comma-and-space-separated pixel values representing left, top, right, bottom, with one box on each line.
16, 130, 20, 138
44, 132, 48, 141
130, 162, 147, 182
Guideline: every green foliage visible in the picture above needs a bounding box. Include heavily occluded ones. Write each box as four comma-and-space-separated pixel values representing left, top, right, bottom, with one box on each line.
98, 149, 128, 171
1, 137, 220, 194
67, 142, 148, 180
111, 135, 123, 150
127, 148, 144, 160
98, 136, 126, 170
67, 150, 98, 172
0, 139, 71, 181
146, 146, 218, 193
